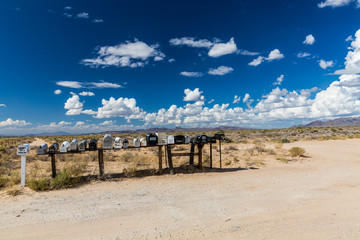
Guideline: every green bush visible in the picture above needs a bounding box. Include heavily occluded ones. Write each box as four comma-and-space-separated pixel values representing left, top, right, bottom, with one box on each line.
51, 170, 73, 189
28, 178, 50, 191
289, 147, 306, 157
281, 139, 290, 143
0, 176, 10, 188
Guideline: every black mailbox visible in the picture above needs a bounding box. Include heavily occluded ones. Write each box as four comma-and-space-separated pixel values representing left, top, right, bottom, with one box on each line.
175, 135, 185, 144
191, 134, 202, 144
146, 133, 158, 146
207, 136, 216, 143
214, 133, 225, 140
200, 135, 208, 143
89, 139, 97, 151
49, 143, 59, 154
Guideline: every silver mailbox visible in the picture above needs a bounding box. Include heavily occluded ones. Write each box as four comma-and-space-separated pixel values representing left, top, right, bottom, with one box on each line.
123, 139, 129, 148
156, 132, 167, 145
60, 141, 70, 153
79, 140, 87, 151
70, 139, 79, 151
37, 143, 48, 155
133, 138, 140, 148
185, 136, 190, 144
114, 137, 122, 149
140, 138, 147, 147
167, 135, 175, 145
103, 134, 113, 150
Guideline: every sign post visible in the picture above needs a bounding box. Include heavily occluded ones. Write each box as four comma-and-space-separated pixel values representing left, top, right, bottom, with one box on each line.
17, 144, 30, 187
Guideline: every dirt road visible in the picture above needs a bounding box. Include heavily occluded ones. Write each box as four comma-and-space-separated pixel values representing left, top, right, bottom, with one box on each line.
1, 139, 360, 239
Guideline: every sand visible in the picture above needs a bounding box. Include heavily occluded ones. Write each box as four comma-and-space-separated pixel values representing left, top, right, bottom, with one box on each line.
1, 139, 360, 239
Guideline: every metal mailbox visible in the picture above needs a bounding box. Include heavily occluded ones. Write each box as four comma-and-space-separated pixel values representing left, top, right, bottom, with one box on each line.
49, 143, 59, 154
37, 143, 48, 155
146, 133, 158, 146
103, 134, 113, 150
123, 139, 129, 148
60, 141, 70, 153
133, 138, 140, 148
156, 132, 167, 145
207, 136, 216, 143
191, 134, 207, 144
167, 135, 175, 145
140, 138, 147, 147
114, 137, 122, 149
79, 140, 87, 151
70, 139, 79, 151
175, 135, 185, 144
214, 133, 225, 140
185, 136, 190, 144
89, 139, 97, 151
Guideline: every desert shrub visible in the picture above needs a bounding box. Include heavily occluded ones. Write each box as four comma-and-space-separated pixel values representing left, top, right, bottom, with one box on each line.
121, 152, 134, 162
28, 178, 50, 191
225, 160, 231, 166
174, 146, 187, 151
227, 145, 238, 151
275, 155, 288, 163
50, 170, 73, 190
123, 167, 137, 178
289, 147, 306, 157
281, 139, 290, 143
9, 172, 21, 186
233, 157, 239, 163
0, 176, 10, 188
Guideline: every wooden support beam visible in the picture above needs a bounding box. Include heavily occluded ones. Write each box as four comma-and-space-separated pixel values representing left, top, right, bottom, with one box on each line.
51, 154, 56, 178
219, 140, 222, 169
158, 146, 163, 175
172, 152, 198, 157
198, 144, 203, 170
167, 145, 174, 175
98, 149, 104, 177
189, 143, 195, 171
210, 142, 213, 169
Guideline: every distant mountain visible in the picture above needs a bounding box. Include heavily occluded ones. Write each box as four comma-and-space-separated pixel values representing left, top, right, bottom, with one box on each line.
292, 117, 360, 128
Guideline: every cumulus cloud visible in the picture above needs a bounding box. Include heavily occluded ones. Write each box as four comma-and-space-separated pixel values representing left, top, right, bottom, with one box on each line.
92, 19, 104, 23
79, 91, 95, 96
169, 37, 213, 48
76, 12, 89, 19
303, 34, 315, 45
208, 99, 215, 104
208, 38, 237, 57
297, 52, 311, 58
346, 35, 354, 42
180, 72, 203, 77
273, 75, 284, 86
248, 56, 265, 66
63, 13, 72, 18
56, 81, 122, 89
81, 40, 165, 68
319, 59, 334, 69
334, 30, 360, 75
64, 94, 83, 115
0, 104, 6, 107
237, 49, 260, 56
0, 118, 30, 127
266, 49, 284, 61
100, 120, 115, 125
233, 95, 241, 104
54, 89, 62, 95
208, 66, 234, 76
95, 97, 145, 119
318, 0, 355, 8
64, 6, 72, 10
183, 88, 205, 102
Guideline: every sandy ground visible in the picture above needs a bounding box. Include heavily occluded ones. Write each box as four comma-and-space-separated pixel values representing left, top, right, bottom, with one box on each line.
1, 139, 360, 239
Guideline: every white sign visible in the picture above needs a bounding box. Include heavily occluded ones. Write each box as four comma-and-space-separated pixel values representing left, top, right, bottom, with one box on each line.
17, 144, 29, 156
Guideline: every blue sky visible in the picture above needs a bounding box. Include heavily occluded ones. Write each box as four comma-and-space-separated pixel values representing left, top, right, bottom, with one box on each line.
1, 0, 360, 135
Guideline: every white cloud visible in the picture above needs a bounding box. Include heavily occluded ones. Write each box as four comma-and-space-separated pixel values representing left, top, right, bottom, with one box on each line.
183, 88, 205, 102
233, 95, 241, 104
63, 13, 72, 18
81, 109, 97, 115
180, 72, 203, 77
76, 12, 89, 19
75, 121, 85, 127
54, 89, 62, 95
56, 81, 122, 89
319, 59, 334, 69
59, 121, 72, 126
208, 99, 214, 104
168, 58, 175, 63
81, 40, 165, 68
237, 49, 260, 56
273, 74, 284, 86
208, 37, 237, 57
0, 118, 30, 127
101, 120, 115, 125
334, 30, 360, 75
95, 97, 144, 119
64, 6, 72, 10
248, 56, 264, 66
92, 19, 103, 23
297, 52, 311, 58
0, 104, 6, 107
208, 66, 234, 75
318, 0, 354, 8
243, 93, 250, 103
346, 35, 354, 42
169, 37, 213, 48
303, 34, 315, 45
64, 94, 83, 115
266, 49, 284, 61
79, 91, 95, 96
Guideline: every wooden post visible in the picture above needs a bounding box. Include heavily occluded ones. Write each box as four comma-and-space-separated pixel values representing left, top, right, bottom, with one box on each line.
51, 154, 56, 178
98, 149, 104, 177
167, 145, 174, 175
219, 140, 222, 169
158, 146, 163, 175
189, 143, 195, 171
210, 142, 213, 169
198, 144, 203, 170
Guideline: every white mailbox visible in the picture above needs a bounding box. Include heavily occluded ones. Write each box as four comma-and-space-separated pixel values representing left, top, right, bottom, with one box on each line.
140, 138, 147, 147
133, 138, 140, 148
167, 135, 175, 145
103, 134, 113, 149
123, 139, 129, 148
156, 132, 167, 145
17, 144, 30, 155
60, 141, 70, 153
79, 140, 87, 151
185, 136, 190, 144
114, 137, 122, 149
70, 139, 79, 151
37, 143, 48, 155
